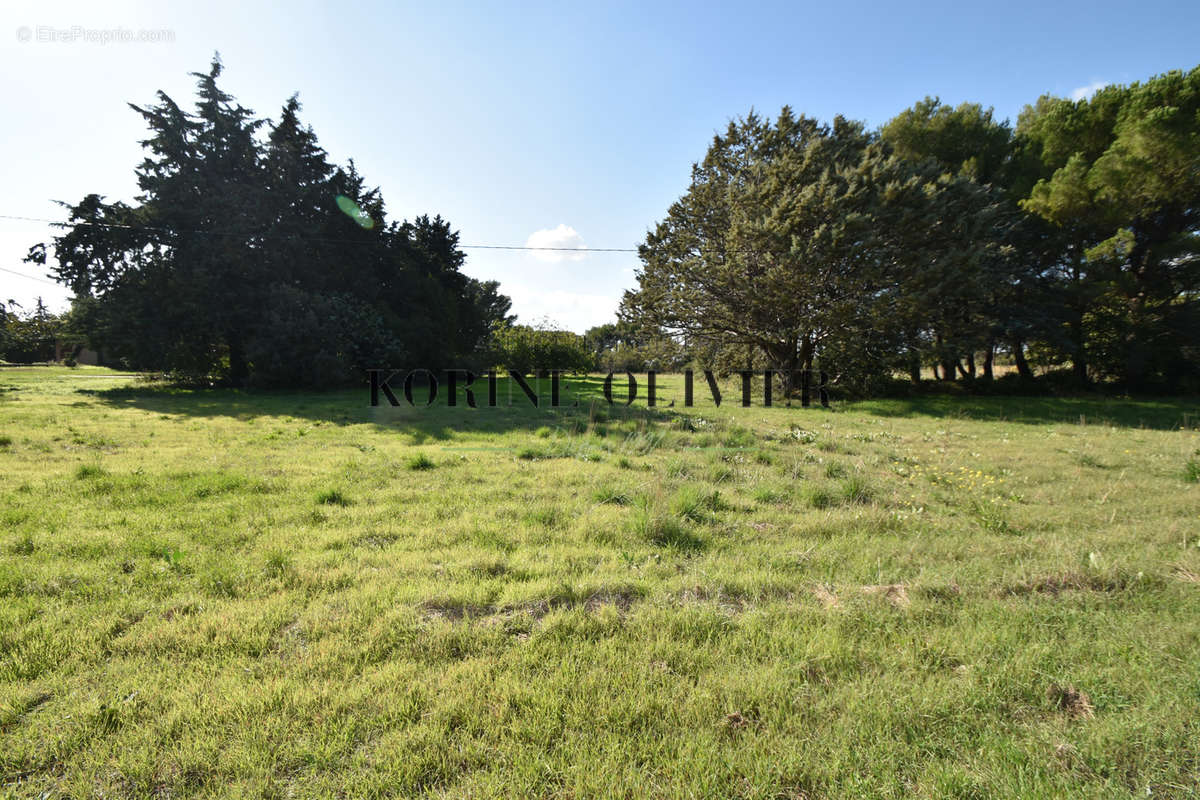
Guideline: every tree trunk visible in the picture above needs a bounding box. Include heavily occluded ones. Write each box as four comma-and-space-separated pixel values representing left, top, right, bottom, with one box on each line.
799, 334, 813, 407
1012, 337, 1033, 380
1069, 312, 1088, 385
764, 339, 799, 400
935, 332, 955, 382
1125, 295, 1149, 387
906, 332, 922, 384
228, 335, 249, 387
982, 341, 994, 381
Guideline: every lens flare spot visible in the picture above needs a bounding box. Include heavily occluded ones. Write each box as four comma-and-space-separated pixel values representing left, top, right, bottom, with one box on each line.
335, 194, 374, 229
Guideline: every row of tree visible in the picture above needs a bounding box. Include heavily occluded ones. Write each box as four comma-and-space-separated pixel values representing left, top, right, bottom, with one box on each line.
621, 66, 1200, 392
0, 299, 71, 364
28, 57, 513, 386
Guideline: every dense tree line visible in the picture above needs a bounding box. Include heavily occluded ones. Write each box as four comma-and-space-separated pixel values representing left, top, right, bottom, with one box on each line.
622, 66, 1200, 393
27, 58, 512, 386
0, 298, 68, 363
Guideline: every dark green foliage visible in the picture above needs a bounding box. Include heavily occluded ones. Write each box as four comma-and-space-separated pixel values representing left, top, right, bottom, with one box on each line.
489, 323, 594, 375
245, 286, 405, 388
1016, 67, 1200, 388
619, 66, 1199, 395
584, 320, 688, 372
623, 108, 1016, 397
27, 57, 509, 386
0, 298, 63, 363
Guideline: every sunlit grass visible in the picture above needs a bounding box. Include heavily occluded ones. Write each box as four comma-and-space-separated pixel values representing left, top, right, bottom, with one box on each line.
1, 366, 1198, 798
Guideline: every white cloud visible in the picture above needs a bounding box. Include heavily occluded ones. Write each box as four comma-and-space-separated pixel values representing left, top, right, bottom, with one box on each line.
506, 286, 619, 333
1070, 81, 1108, 101
525, 224, 587, 263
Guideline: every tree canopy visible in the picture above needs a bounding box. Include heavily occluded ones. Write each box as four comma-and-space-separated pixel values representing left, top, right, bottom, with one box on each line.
27, 57, 511, 386
623, 108, 1017, 394
620, 65, 1200, 393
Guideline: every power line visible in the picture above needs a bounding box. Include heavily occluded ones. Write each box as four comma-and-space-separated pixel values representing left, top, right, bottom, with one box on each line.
0, 265, 57, 285
0, 213, 638, 253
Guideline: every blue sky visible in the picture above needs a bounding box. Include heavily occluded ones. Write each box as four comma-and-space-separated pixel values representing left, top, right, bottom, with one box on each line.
2, 0, 1198, 332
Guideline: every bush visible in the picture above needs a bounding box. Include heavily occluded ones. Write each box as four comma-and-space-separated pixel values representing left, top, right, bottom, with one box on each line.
488, 323, 594, 375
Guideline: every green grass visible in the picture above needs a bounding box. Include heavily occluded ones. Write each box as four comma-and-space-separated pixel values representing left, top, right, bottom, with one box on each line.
406, 452, 436, 471
314, 487, 351, 506
1, 366, 1199, 798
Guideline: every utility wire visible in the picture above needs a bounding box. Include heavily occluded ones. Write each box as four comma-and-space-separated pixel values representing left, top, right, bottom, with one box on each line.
0, 265, 57, 285
0, 214, 639, 253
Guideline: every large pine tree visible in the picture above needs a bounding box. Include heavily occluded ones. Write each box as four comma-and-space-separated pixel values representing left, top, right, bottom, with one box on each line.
29, 56, 510, 386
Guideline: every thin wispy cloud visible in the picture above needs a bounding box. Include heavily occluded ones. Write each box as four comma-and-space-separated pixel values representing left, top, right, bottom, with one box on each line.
1070, 81, 1108, 101
525, 224, 587, 263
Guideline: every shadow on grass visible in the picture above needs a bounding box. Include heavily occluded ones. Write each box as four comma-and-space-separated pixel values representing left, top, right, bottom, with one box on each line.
76, 375, 1200, 433
848, 394, 1200, 431
77, 375, 685, 441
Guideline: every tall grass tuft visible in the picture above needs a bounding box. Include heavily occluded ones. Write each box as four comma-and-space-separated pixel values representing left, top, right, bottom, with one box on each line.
672, 485, 729, 522
316, 488, 351, 506
1184, 454, 1200, 483
632, 494, 705, 551
839, 476, 873, 504
407, 452, 435, 471
75, 464, 107, 480
592, 486, 630, 505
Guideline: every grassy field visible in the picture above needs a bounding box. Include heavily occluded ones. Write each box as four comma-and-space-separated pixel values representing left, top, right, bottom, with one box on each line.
2, 367, 1199, 799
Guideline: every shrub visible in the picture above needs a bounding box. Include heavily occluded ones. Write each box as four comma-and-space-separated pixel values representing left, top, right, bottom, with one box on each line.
487, 323, 594, 375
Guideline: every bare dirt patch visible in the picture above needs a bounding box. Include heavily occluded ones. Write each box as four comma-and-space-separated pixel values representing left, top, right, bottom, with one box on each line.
862, 583, 910, 608
1047, 683, 1095, 719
